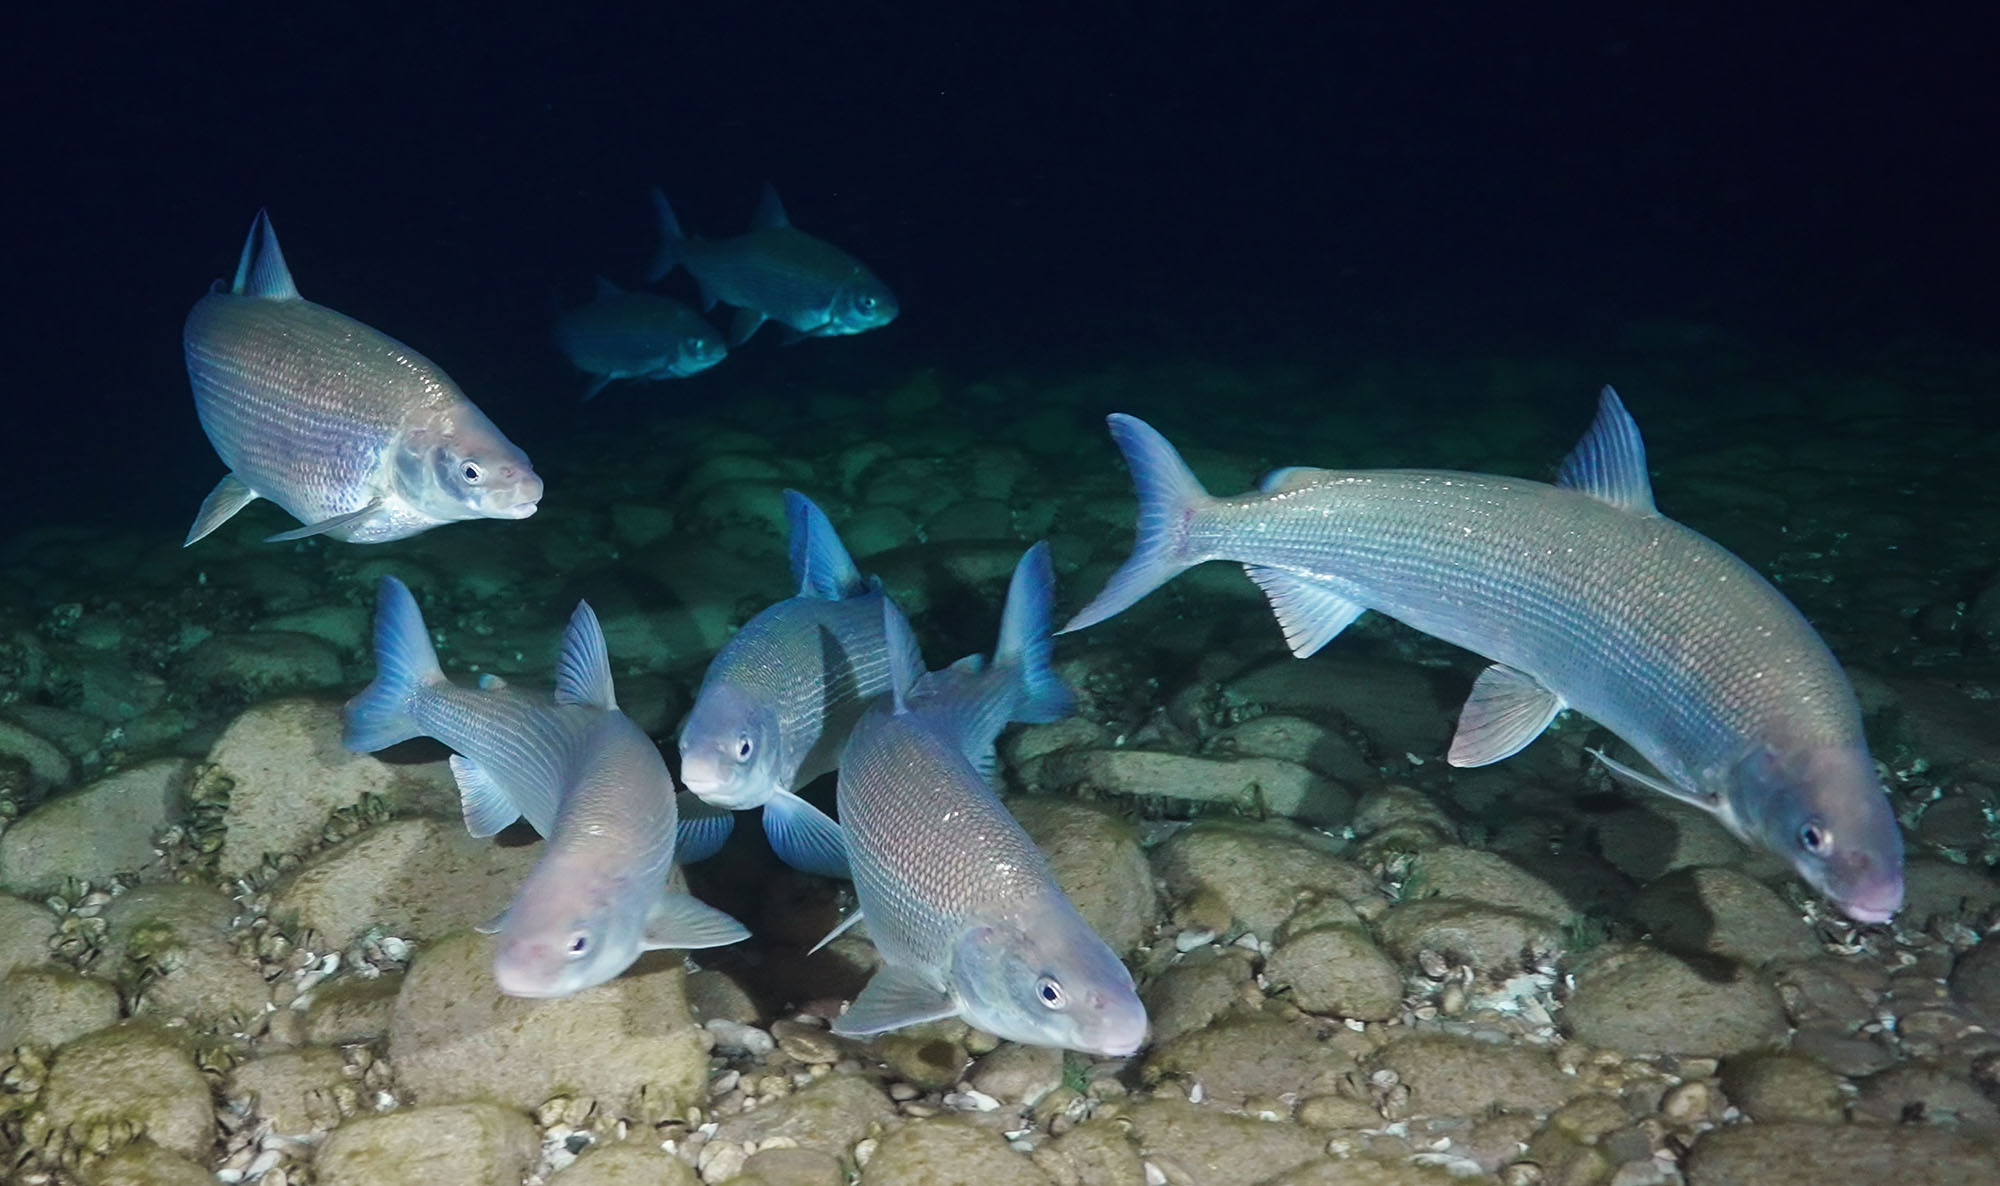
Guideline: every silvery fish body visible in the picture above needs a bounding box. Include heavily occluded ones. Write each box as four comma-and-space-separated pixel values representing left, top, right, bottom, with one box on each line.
648, 186, 898, 347
1064, 390, 1904, 923
678, 491, 918, 878
553, 278, 727, 400
182, 210, 541, 546
831, 544, 1145, 1055
343, 576, 746, 997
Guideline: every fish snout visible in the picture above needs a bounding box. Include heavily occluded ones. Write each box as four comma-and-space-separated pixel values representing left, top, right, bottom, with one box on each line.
491, 944, 567, 998
485, 464, 544, 518
1834, 867, 1904, 924
1082, 986, 1150, 1057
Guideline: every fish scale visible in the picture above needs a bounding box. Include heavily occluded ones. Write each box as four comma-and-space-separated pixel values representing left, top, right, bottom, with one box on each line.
1200, 471, 1862, 791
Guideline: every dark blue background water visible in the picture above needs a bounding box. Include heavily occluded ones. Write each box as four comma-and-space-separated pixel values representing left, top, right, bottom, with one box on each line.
9, 2, 1994, 536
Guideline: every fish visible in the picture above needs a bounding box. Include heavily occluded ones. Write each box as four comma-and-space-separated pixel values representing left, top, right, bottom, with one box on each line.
646, 185, 898, 347
677, 490, 921, 879
182, 210, 541, 546
1062, 389, 1905, 924
828, 543, 1145, 1055
343, 575, 748, 997
553, 277, 728, 401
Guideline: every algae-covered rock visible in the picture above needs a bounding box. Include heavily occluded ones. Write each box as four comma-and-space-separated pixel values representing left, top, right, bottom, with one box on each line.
0, 756, 191, 893
1011, 796, 1158, 955
0, 963, 119, 1050
390, 929, 709, 1119
1684, 1120, 2000, 1186
1035, 1118, 1146, 1186
1629, 866, 1819, 967
314, 1101, 538, 1186
225, 1045, 352, 1135
100, 884, 269, 1031
0, 893, 58, 980
173, 629, 344, 702
1717, 1051, 1847, 1124
968, 1041, 1066, 1106
0, 716, 74, 792
79, 1139, 217, 1186
710, 1072, 896, 1156
861, 1117, 1055, 1186
551, 1139, 700, 1185
1373, 897, 1566, 976
1118, 1097, 1328, 1185
1369, 1031, 1586, 1118
734, 1145, 847, 1186
1263, 923, 1404, 1021
1141, 946, 1258, 1047
204, 697, 458, 877
1034, 749, 1354, 826
1562, 943, 1788, 1057
1144, 1014, 1358, 1108
39, 1020, 214, 1161
1151, 819, 1374, 937
272, 816, 539, 950
1403, 845, 1572, 923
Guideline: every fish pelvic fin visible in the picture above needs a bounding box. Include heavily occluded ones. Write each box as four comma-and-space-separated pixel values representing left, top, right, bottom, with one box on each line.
1556, 386, 1658, 515
785, 490, 866, 599
1449, 663, 1565, 767
342, 576, 445, 752
232, 208, 301, 300
728, 307, 767, 347
994, 541, 1077, 722
1060, 413, 1211, 634
184, 474, 259, 546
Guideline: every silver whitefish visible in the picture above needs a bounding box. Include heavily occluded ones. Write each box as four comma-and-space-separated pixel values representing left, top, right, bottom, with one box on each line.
1063, 389, 1904, 923
183, 210, 541, 546
344, 576, 746, 997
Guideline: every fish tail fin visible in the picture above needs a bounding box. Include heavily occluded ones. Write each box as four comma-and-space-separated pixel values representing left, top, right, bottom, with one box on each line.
1060, 413, 1212, 634
645, 187, 684, 284
993, 542, 1076, 723
342, 576, 444, 752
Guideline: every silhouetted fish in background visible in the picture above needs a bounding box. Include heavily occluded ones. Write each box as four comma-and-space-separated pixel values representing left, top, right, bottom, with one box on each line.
182, 210, 541, 546
828, 544, 1145, 1055
647, 185, 898, 347
678, 491, 920, 878
1064, 389, 1905, 924
553, 277, 727, 400
344, 576, 747, 997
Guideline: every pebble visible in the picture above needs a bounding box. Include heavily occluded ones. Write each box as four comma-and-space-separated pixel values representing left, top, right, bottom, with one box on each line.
969, 1042, 1066, 1107
712, 1018, 780, 1057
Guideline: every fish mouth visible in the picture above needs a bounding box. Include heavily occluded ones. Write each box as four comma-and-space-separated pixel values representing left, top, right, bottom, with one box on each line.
1833, 877, 1904, 925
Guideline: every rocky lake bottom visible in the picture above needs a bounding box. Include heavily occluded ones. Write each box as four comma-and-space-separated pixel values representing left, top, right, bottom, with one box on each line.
0, 339, 1997, 1185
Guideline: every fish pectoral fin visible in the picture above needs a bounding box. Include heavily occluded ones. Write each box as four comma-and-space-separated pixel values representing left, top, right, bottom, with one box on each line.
581, 374, 614, 402
450, 755, 524, 838
1586, 746, 1716, 807
184, 474, 260, 546
808, 908, 866, 955
728, 307, 767, 347
674, 792, 736, 864
641, 892, 751, 951
832, 965, 959, 1037
1241, 566, 1366, 658
474, 909, 507, 935
263, 500, 382, 543
1448, 664, 1566, 767
763, 792, 851, 879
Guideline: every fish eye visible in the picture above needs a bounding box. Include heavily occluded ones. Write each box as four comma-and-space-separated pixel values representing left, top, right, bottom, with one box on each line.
566, 931, 591, 959
734, 733, 754, 762
461, 460, 485, 484
1034, 975, 1066, 1010
1798, 821, 1832, 857
856, 294, 875, 312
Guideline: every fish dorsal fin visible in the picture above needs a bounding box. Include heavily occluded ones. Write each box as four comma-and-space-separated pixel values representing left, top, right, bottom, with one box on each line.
233, 209, 301, 300
1242, 566, 1365, 658
881, 595, 922, 715
1258, 466, 1322, 494
591, 275, 622, 300
1448, 663, 1566, 767
1555, 386, 1657, 515
786, 490, 865, 599
751, 183, 791, 230
554, 600, 617, 710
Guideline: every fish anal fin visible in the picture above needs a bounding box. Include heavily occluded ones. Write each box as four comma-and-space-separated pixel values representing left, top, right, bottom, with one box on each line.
1448, 664, 1565, 767
831, 964, 958, 1037
1242, 566, 1365, 658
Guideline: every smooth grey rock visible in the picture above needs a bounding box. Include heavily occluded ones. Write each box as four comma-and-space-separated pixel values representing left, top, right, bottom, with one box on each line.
173, 629, 344, 701
40, 1020, 214, 1161
0, 757, 191, 893
0, 893, 57, 980
273, 817, 539, 950
1203, 712, 1378, 785
1901, 857, 2000, 924
1852, 1061, 2000, 1134
1950, 937, 2000, 1031
1225, 654, 1452, 760
390, 930, 709, 1119
1034, 749, 1353, 826
315, 1101, 538, 1186
1717, 1052, 1847, 1124
1119, 1097, 1327, 1186
1403, 845, 1571, 923
1563, 944, 1788, 1058
550, 1139, 699, 1186
0, 716, 72, 791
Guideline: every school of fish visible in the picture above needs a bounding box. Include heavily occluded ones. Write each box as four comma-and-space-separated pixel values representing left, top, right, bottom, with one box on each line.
180, 197, 1908, 1057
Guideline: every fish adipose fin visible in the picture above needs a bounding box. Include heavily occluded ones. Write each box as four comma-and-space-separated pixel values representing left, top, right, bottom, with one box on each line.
675, 791, 736, 864
833, 964, 959, 1036
343, 576, 444, 752
580, 375, 614, 402
1556, 386, 1657, 516
763, 791, 851, 879
553, 601, 617, 710
184, 474, 260, 546
1449, 663, 1567, 767
641, 891, 751, 951
264, 500, 383, 543
232, 208, 301, 300
1586, 746, 1716, 807
1061, 414, 1211, 634
728, 307, 767, 347
993, 541, 1078, 722
786, 490, 866, 599
808, 907, 865, 955
646, 188, 684, 284
1242, 566, 1365, 658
